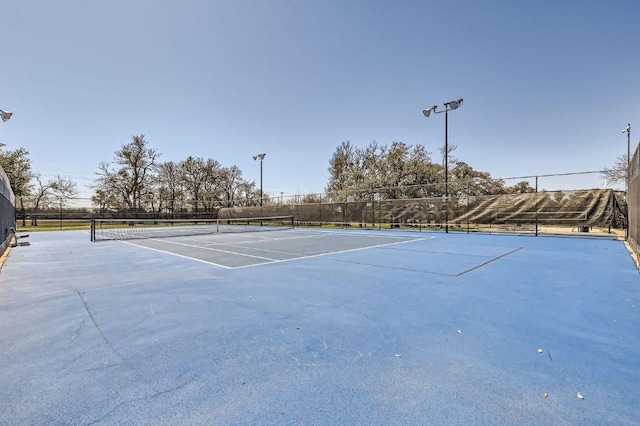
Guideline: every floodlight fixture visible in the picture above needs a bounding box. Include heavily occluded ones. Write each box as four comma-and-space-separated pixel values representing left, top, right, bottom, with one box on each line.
445, 98, 463, 110
422, 105, 437, 118
0, 110, 12, 122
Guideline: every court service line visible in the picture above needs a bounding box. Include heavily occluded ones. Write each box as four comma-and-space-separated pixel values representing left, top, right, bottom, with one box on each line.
290, 230, 436, 241
379, 246, 498, 258
152, 239, 279, 261
122, 240, 235, 269
456, 247, 523, 276
329, 246, 523, 276
232, 237, 427, 270
329, 258, 455, 276
194, 232, 328, 247
185, 232, 434, 260
196, 231, 433, 247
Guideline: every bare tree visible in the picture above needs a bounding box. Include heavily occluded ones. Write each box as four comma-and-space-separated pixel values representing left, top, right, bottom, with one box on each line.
50, 175, 79, 207
156, 161, 183, 215
180, 156, 210, 212
94, 135, 160, 212
603, 154, 628, 186
31, 175, 54, 210
219, 165, 244, 207
30, 174, 78, 210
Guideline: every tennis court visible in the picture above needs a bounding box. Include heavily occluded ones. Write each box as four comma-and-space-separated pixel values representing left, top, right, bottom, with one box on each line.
125, 229, 436, 269
1, 228, 638, 424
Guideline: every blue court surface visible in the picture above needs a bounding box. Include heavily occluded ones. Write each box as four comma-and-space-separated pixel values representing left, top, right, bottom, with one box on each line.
0, 229, 638, 425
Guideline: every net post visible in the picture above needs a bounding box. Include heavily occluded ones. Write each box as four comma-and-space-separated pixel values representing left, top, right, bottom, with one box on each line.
290, 215, 294, 229
90, 219, 95, 242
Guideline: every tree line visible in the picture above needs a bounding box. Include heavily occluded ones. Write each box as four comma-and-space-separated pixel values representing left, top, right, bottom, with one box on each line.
325, 140, 536, 200
0, 134, 629, 216
0, 146, 78, 211
91, 135, 263, 216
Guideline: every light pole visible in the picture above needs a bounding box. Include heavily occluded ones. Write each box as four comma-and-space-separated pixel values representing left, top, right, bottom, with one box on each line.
623, 124, 630, 239
253, 153, 266, 206
0, 109, 12, 122
423, 98, 463, 233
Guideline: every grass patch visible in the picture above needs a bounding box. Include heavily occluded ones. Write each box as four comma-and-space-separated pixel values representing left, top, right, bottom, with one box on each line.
16, 220, 91, 232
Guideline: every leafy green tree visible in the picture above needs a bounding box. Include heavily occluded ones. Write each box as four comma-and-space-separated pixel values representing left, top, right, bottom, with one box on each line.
326, 140, 358, 200
506, 181, 536, 194
0, 146, 33, 197
326, 140, 441, 200
378, 141, 410, 199
449, 162, 503, 196
403, 144, 438, 197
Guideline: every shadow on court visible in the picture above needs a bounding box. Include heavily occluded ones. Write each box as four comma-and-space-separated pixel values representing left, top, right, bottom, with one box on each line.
0, 229, 638, 424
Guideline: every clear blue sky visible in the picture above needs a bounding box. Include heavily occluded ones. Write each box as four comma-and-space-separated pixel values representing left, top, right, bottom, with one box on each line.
1, 0, 639, 200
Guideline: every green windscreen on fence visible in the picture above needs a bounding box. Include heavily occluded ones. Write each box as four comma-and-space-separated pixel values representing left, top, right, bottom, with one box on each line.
0, 166, 16, 252
218, 188, 624, 233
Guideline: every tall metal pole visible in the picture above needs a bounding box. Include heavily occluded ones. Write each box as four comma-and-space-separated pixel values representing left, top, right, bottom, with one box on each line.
444, 108, 449, 233
253, 153, 266, 207
626, 124, 631, 239
260, 158, 263, 207
627, 124, 631, 172
423, 99, 462, 235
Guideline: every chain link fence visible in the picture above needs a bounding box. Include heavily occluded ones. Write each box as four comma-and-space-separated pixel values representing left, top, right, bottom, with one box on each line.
0, 166, 16, 253
15, 171, 626, 237
220, 172, 626, 236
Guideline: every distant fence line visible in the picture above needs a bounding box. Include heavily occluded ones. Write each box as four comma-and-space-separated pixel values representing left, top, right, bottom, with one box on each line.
216, 171, 625, 234
219, 189, 625, 234
17, 171, 627, 237
18, 170, 623, 212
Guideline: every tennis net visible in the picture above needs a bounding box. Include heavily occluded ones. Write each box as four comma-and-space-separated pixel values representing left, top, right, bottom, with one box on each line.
90, 215, 295, 241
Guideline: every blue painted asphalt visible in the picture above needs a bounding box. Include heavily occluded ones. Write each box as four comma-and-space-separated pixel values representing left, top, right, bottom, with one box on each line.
0, 229, 638, 425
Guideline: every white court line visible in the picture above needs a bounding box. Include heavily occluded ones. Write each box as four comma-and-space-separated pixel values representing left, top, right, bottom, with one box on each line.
207, 233, 436, 258
151, 239, 279, 261
124, 231, 435, 269
197, 232, 340, 247
232, 236, 431, 270
197, 230, 434, 247
121, 240, 235, 269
